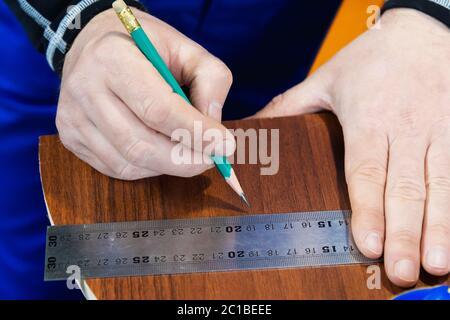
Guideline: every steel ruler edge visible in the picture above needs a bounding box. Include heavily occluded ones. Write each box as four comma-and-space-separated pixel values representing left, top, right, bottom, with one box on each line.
44, 210, 380, 281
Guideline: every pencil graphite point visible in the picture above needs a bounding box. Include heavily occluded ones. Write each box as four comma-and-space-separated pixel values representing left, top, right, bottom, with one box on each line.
224, 169, 249, 206
240, 194, 251, 208
112, 0, 127, 13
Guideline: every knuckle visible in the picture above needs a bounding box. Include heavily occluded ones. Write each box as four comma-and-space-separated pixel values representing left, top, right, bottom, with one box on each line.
57, 112, 86, 132
427, 176, 450, 193
212, 60, 233, 85
60, 74, 91, 105
117, 163, 132, 180
117, 162, 157, 181
388, 176, 426, 202
141, 97, 170, 128
268, 93, 286, 110
56, 105, 79, 131
56, 113, 76, 143
55, 113, 66, 132
123, 139, 156, 166
58, 132, 79, 153
352, 205, 383, 222
426, 223, 450, 241
395, 108, 421, 136
117, 163, 138, 181
116, 132, 136, 154
351, 206, 384, 234
345, 119, 385, 138
389, 228, 421, 245
57, 132, 70, 148
427, 148, 450, 167
431, 116, 450, 139
348, 160, 386, 187
62, 74, 83, 94
91, 35, 115, 64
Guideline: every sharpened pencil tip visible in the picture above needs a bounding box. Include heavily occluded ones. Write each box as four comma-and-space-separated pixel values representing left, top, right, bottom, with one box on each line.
240, 194, 251, 208
223, 169, 249, 208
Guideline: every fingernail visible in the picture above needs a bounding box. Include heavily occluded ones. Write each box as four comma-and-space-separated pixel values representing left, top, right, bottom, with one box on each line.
364, 232, 383, 255
208, 101, 223, 121
426, 246, 448, 270
394, 259, 417, 282
214, 139, 235, 157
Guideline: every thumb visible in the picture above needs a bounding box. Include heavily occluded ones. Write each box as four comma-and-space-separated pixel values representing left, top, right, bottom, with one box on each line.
253, 68, 333, 118
182, 53, 233, 122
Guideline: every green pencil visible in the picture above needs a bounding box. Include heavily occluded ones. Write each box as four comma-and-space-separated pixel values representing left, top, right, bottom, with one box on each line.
112, 0, 249, 207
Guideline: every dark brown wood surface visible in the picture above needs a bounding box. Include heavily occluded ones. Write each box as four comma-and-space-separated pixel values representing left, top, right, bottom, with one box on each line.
39, 114, 448, 299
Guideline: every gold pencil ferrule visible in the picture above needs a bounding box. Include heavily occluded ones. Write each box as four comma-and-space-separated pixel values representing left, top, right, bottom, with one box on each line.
116, 6, 141, 33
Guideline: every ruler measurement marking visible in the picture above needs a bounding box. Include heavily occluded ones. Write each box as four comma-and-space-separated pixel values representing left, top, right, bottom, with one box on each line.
45, 210, 377, 281
48, 210, 351, 232
48, 218, 350, 239
46, 252, 367, 268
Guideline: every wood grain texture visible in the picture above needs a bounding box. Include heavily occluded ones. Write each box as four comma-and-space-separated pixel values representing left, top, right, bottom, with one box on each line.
39, 114, 448, 300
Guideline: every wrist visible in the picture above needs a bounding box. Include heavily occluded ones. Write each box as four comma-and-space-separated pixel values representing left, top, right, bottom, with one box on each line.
51, 0, 146, 75
381, 7, 450, 34
63, 6, 148, 79
382, 0, 450, 29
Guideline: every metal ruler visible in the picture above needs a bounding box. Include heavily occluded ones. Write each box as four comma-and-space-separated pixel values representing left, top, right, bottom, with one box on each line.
44, 210, 377, 281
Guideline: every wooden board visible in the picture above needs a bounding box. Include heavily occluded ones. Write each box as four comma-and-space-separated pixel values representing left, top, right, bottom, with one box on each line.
39, 114, 448, 300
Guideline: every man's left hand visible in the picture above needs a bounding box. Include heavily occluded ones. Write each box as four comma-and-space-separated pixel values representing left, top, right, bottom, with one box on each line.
255, 8, 450, 287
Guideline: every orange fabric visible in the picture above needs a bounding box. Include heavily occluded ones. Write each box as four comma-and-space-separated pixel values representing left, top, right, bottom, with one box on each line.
309, 0, 384, 74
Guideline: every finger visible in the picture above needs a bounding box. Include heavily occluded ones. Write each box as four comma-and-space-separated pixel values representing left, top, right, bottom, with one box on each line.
384, 137, 427, 287
422, 138, 450, 275
252, 68, 333, 118
58, 130, 109, 176
133, 23, 232, 122
344, 126, 388, 259
76, 121, 160, 180
66, 141, 128, 179
58, 120, 158, 180
106, 49, 235, 157
85, 92, 215, 177
181, 53, 233, 122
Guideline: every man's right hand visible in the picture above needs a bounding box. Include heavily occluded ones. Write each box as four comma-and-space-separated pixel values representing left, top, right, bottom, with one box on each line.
57, 8, 235, 180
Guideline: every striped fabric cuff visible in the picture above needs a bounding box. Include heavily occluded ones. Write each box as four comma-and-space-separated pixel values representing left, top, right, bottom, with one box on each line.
429, 0, 450, 10
383, 0, 450, 28
45, 0, 146, 75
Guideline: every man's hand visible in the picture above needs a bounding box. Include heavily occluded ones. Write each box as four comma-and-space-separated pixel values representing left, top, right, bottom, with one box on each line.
57, 8, 235, 180
255, 9, 450, 287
